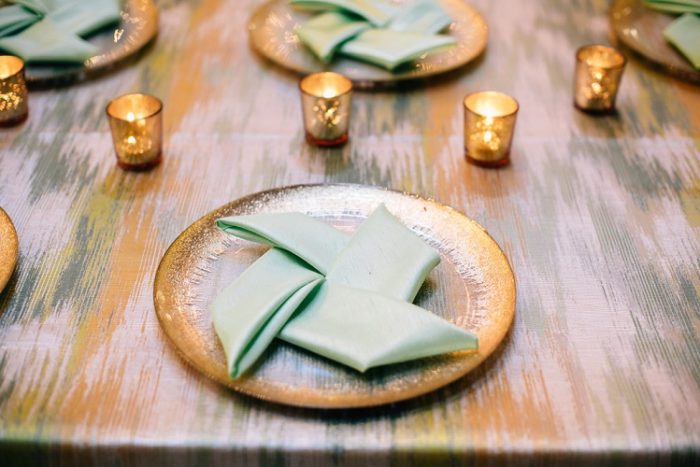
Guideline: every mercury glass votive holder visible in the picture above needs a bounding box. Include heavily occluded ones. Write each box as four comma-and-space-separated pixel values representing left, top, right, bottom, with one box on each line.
463, 91, 519, 168
574, 45, 626, 114
299, 72, 352, 147
0, 56, 28, 127
106, 93, 163, 171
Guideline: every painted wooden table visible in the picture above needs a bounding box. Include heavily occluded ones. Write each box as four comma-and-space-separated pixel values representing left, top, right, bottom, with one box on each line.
1, 0, 699, 465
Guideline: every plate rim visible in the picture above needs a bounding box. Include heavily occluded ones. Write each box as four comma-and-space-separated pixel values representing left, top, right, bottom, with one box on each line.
24, 0, 159, 87
609, 0, 700, 84
247, 0, 488, 89
0, 207, 18, 294
153, 183, 516, 408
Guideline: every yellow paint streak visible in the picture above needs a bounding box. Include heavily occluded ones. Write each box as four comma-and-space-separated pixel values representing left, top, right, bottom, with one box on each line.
164, 0, 232, 131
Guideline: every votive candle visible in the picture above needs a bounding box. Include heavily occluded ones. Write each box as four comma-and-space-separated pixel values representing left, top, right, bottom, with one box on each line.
106, 93, 163, 171
574, 45, 626, 114
299, 72, 352, 147
0, 56, 28, 127
463, 91, 519, 167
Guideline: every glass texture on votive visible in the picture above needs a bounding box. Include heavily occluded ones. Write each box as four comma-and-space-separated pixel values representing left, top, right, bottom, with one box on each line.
0, 56, 28, 127
463, 91, 519, 167
574, 45, 626, 114
299, 72, 352, 147
106, 93, 163, 170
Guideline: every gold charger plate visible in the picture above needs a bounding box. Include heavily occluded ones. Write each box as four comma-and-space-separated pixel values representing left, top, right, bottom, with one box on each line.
154, 185, 515, 408
0, 208, 18, 293
610, 0, 700, 84
248, 0, 488, 89
15, 0, 159, 87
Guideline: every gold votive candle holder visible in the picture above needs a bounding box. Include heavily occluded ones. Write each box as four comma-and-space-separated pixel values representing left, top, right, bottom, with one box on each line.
463, 91, 519, 168
299, 72, 352, 147
0, 56, 28, 127
106, 93, 163, 171
574, 45, 626, 114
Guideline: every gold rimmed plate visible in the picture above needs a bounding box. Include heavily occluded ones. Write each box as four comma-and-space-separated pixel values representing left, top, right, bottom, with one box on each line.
248, 0, 488, 89
0, 208, 18, 293
18, 0, 159, 87
154, 185, 515, 408
610, 0, 700, 84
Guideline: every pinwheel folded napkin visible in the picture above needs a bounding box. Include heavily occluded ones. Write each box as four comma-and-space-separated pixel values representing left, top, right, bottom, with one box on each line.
211, 205, 478, 378
0, 0, 120, 64
292, 0, 456, 69
644, 0, 700, 69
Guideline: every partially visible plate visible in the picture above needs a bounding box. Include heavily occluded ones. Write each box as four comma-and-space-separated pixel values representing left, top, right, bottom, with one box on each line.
154, 184, 515, 408
17, 0, 159, 87
0, 208, 18, 293
248, 0, 488, 89
610, 0, 700, 84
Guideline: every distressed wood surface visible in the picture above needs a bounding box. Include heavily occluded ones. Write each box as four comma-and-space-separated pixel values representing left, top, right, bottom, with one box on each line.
0, 0, 699, 465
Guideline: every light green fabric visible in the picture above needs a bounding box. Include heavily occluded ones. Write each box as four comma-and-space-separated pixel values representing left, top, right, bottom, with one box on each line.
211, 249, 323, 378
0, 0, 120, 64
644, 0, 700, 14
296, 12, 370, 62
280, 282, 477, 372
663, 13, 700, 69
0, 5, 39, 38
387, 0, 453, 34
212, 204, 478, 378
216, 211, 348, 274
290, 0, 393, 26
340, 28, 456, 70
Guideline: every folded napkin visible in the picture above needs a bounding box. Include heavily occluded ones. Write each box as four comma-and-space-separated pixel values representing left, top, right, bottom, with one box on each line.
644, 0, 700, 13
0, 0, 120, 64
387, 0, 453, 34
290, 0, 394, 26
212, 205, 478, 377
664, 13, 700, 69
296, 12, 370, 63
340, 29, 456, 70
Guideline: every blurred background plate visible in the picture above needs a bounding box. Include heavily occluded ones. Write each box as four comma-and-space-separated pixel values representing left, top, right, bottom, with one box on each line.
154, 184, 515, 408
248, 0, 488, 89
17, 0, 159, 87
0, 208, 18, 293
610, 0, 700, 84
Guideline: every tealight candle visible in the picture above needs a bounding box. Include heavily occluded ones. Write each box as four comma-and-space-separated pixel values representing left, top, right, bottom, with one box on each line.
0, 56, 28, 127
463, 91, 519, 167
106, 93, 163, 171
574, 45, 626, 114
299, 72, 352, 147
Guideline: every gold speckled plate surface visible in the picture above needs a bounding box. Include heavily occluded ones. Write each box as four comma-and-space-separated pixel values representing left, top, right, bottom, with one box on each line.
154, 184, 515, 408
21, 0, 158, 87
610, 0, 700, 83
248, 0, 488, 89
0, 208, 18, 293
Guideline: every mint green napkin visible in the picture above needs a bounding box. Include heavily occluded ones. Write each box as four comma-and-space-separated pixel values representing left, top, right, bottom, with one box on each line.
664, 13, 700, 69
387, 0, 453, 34
0, 0, 120, 64
212, 205, 478, 378
0, 5, 39, 38
340, 28, 456, 70
644, 0, 700, 14
290, 0, 393, 26
297, 12, 370, 62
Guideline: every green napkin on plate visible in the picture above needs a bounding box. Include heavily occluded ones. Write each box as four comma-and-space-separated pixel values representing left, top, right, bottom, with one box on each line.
0, 5, 40, 38
212, 204, 478, 378
290, 0, 394, 26
340, 28, 456, 70
0, 0, 120, 64
644, 0, 700, 14
664, 13, 700, 69
387, 0, 453, 34
296, 11, 370, 63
